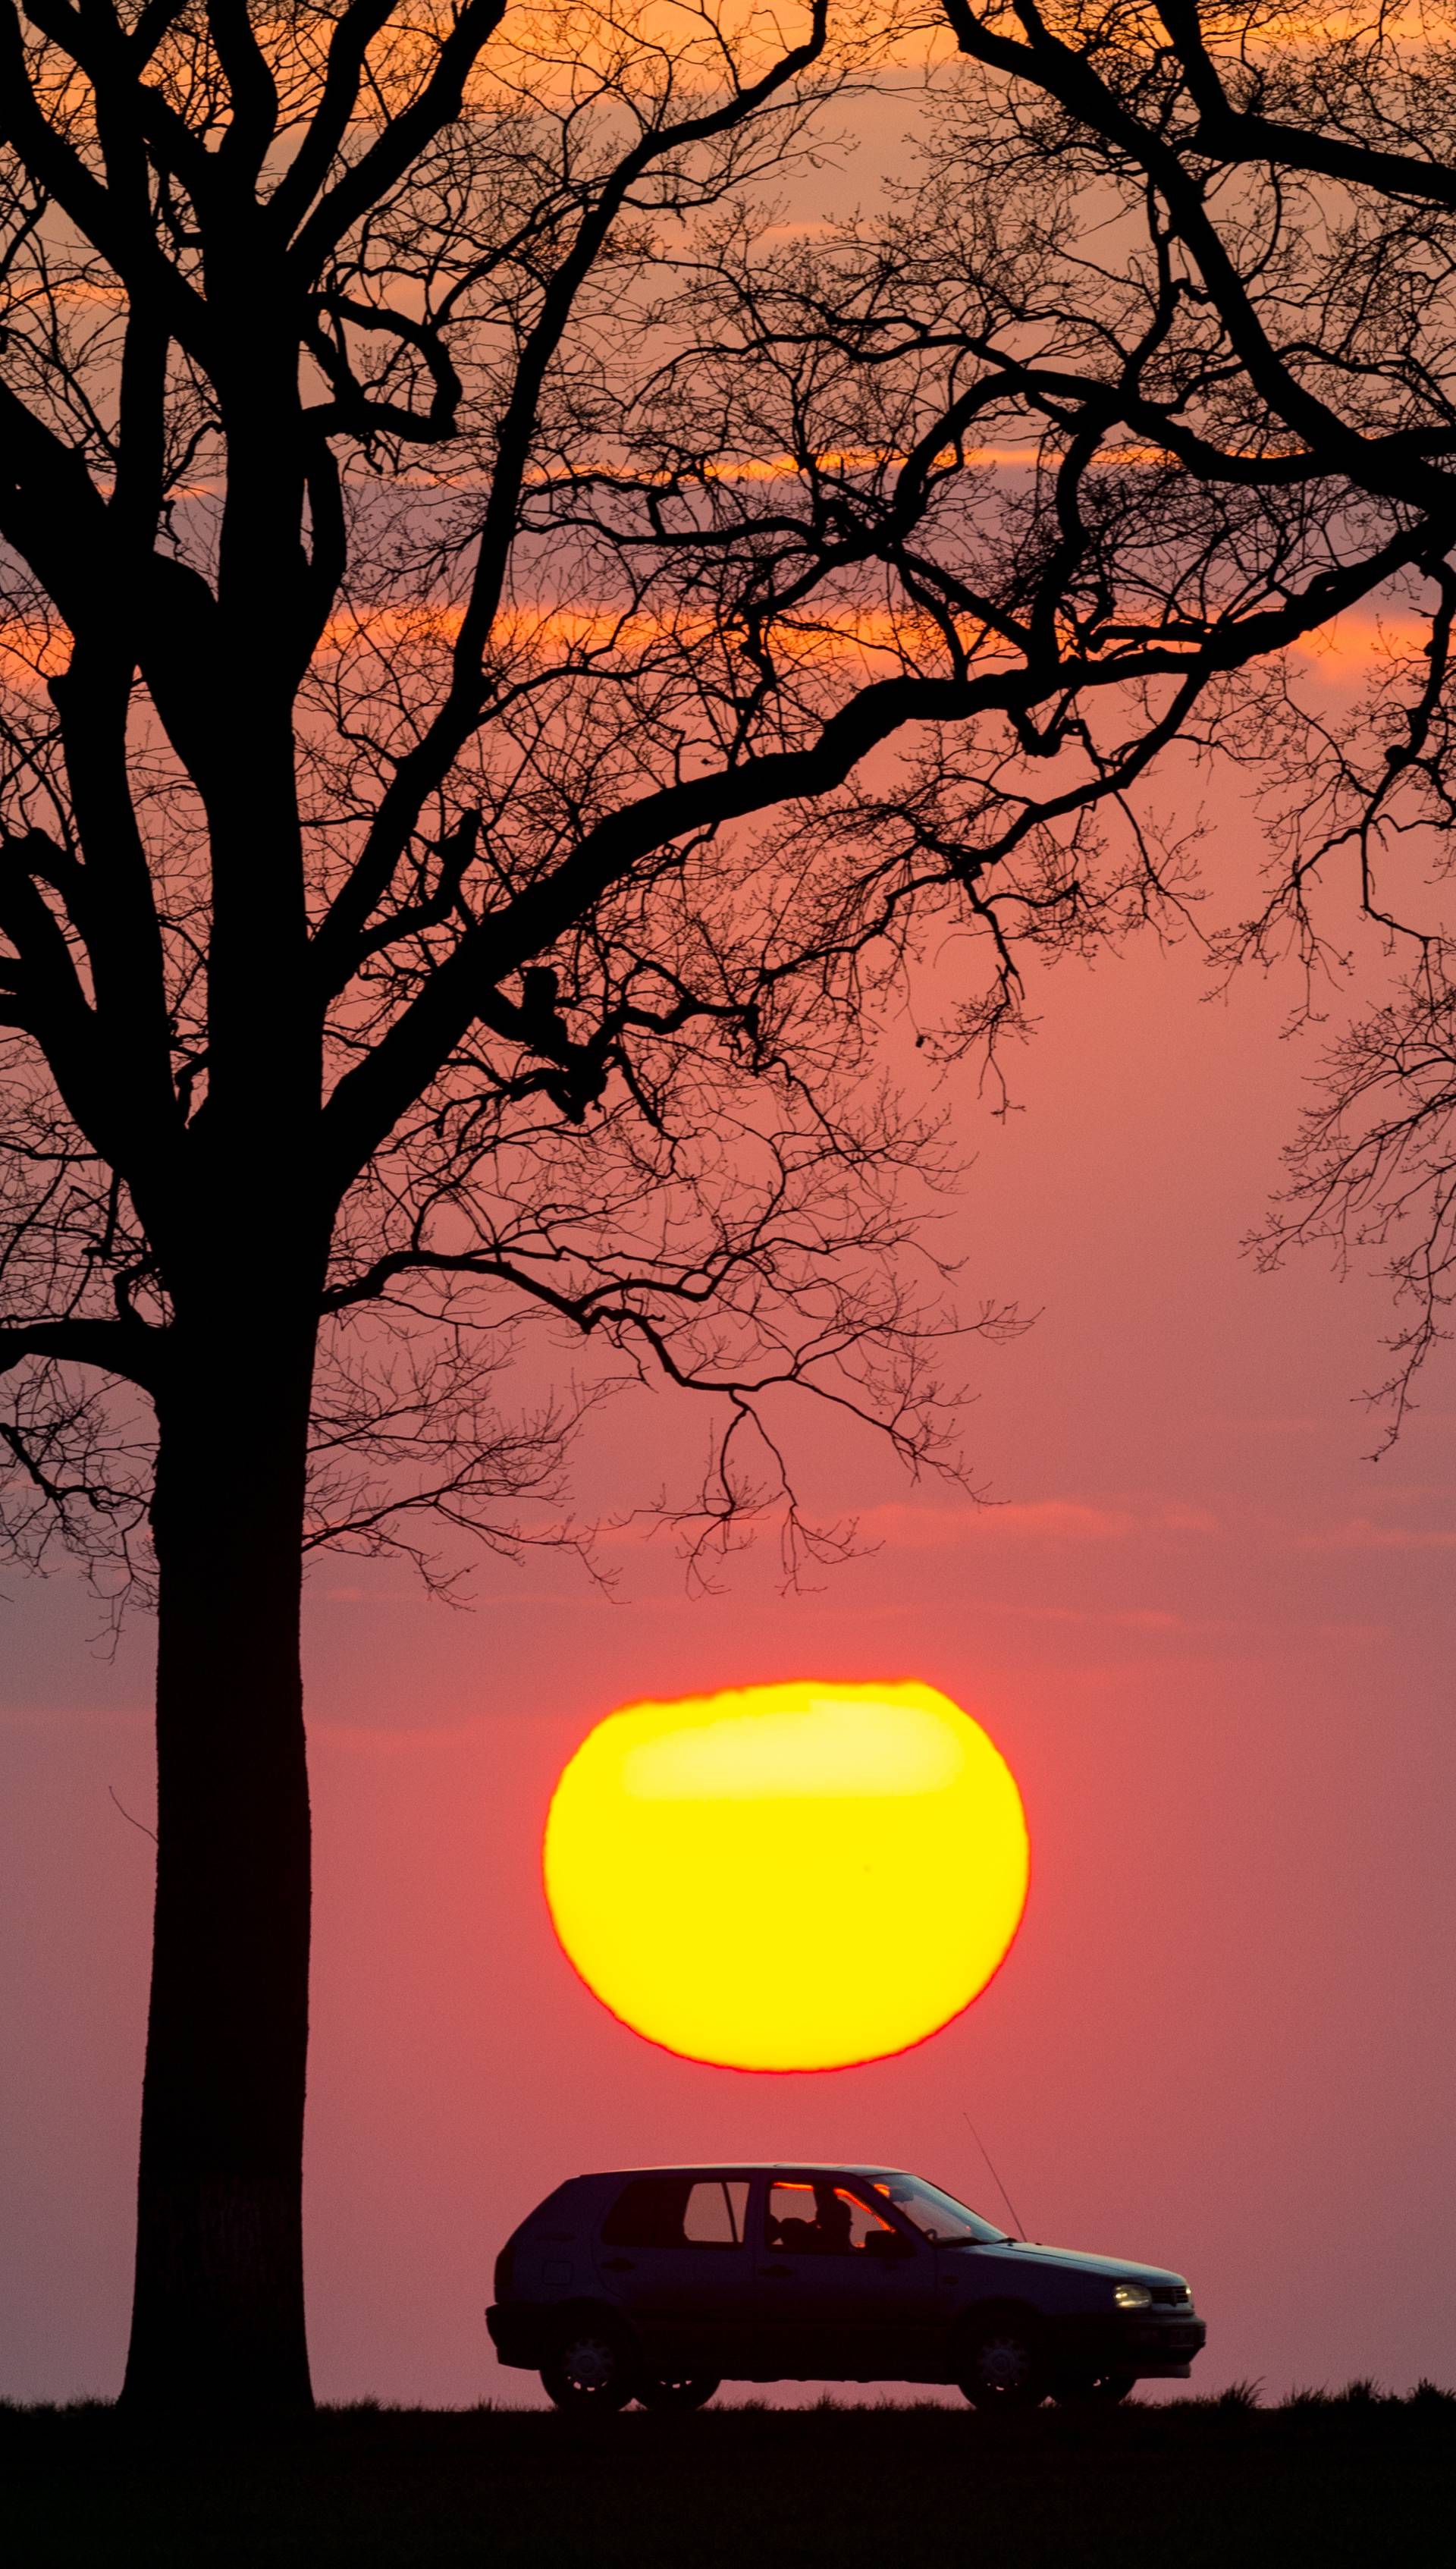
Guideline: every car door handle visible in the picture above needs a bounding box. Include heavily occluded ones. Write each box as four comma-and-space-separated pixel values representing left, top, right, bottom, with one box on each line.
601, 2257, 635, 2272
760, 2265, 792, 2278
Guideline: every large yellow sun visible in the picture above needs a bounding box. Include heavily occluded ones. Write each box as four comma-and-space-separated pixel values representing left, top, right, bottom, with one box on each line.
542, 1679, 1029, 2071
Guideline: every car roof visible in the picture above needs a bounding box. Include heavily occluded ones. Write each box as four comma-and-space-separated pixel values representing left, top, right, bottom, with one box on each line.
570, 2164, 907, 2181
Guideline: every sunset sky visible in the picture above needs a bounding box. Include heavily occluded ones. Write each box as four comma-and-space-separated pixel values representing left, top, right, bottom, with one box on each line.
4, 61, 1455, 2416
6, 724, 1454, 2404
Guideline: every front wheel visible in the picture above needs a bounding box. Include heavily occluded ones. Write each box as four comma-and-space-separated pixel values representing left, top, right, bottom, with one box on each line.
958, 2323, 1046, 2411
541, 2322, 638, 2414
637, 2374, 720, 2412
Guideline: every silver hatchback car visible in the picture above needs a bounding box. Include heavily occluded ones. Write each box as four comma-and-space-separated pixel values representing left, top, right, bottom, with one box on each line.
487, 2162, 1207, 2411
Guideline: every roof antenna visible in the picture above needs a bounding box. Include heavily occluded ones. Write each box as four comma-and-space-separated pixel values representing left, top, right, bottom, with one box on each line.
963, 2108, 1028, 2241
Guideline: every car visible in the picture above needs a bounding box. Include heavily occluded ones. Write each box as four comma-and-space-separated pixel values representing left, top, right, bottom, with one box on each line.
486, 2162, 1207, 2413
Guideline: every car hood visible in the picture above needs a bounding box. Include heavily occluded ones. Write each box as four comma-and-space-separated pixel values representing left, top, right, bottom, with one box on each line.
946, 2240, 1186, 2288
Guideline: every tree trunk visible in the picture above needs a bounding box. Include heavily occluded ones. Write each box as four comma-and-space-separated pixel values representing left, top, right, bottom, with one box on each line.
121, 1325, 317, 2414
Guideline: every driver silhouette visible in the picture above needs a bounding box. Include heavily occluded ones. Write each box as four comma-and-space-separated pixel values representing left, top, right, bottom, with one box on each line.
811, 2183, 853, 2253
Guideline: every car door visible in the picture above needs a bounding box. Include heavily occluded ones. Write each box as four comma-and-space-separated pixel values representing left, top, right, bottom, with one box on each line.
592, 2174, 755, 2375
752, 2174, 941, 2382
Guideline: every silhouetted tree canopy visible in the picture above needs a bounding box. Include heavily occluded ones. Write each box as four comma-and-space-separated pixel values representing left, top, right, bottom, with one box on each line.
934, 2, 1456, 1425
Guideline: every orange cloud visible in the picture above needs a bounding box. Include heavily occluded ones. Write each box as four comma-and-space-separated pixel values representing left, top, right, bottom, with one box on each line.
1291, 1517, 1456, 1552
313, 595, 1012, 675
1289, 610, 1437, 676
0, 619, 71, 686
854, 1496, 1217, 1547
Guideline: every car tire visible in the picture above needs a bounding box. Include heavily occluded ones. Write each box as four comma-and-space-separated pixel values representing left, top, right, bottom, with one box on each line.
1053, 2370, 1136, 2407
957, 2321, 1046, 2410
540, 2319, 638, 2414
636, 2374, 720, 2412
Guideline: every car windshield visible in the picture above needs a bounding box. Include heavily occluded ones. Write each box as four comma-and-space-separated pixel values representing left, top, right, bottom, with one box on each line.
868, 2173, 1008, 2245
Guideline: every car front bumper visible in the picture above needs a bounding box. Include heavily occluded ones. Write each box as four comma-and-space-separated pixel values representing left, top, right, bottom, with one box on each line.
1046, 2312, 1207, 2381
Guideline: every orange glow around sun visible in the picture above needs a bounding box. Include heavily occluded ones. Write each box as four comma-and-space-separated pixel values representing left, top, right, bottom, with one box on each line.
542, 1680, 1030, 2071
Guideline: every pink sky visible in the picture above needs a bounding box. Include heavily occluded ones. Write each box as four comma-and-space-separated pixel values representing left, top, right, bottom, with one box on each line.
5, 838, 1454, 2405
4, 75, 1454, 2405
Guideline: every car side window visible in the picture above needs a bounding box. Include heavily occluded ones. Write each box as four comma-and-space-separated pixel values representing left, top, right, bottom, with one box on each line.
602, 2176, 748, 2249
684, 2180, 749, 2244
764, 2178, 900, 2256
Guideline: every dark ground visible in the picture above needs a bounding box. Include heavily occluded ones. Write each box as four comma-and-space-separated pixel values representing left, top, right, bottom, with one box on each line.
4, 2389, 1452, 2568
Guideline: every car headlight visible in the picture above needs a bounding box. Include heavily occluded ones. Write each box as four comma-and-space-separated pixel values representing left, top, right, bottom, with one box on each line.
1114, 2283, 1153, 2310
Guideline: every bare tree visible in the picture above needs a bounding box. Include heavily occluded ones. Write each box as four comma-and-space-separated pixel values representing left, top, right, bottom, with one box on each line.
0, 2, 1440, 2409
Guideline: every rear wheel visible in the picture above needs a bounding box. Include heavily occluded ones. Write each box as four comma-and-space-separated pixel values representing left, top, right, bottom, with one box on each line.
958, 2322, 1046, 2411
541, 2322, 638, 2414
637, 2374, 720, 2412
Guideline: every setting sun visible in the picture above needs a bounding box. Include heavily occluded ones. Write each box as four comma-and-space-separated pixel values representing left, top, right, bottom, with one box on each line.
541, 1681, 1029, 2070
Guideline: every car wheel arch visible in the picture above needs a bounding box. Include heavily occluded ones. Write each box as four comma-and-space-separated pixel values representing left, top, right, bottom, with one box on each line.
950, 2297, 1047, 2351
551, 2296, 642, 2351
